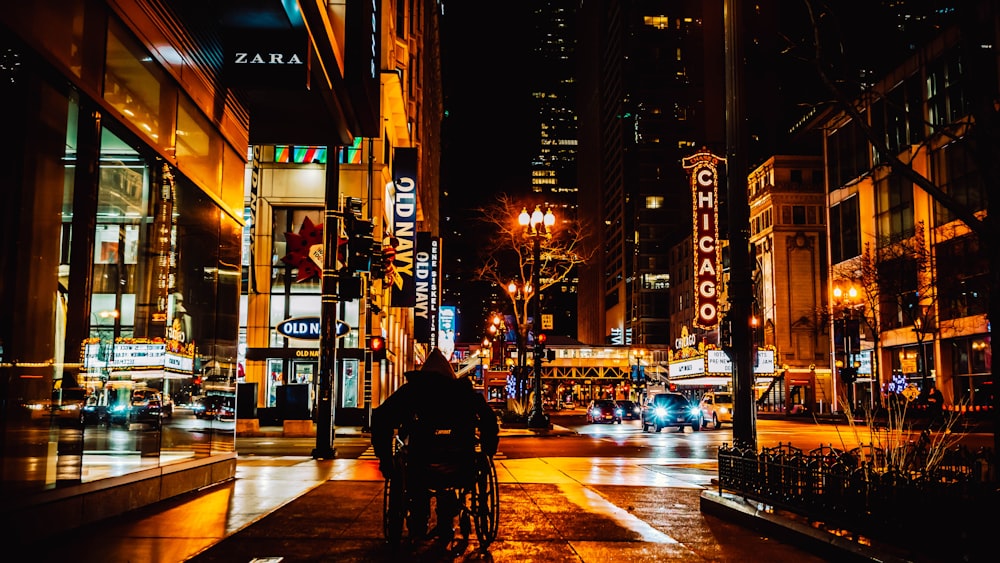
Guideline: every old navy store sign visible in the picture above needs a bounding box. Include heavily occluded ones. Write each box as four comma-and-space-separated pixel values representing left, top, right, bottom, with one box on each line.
277, 317, 321, 340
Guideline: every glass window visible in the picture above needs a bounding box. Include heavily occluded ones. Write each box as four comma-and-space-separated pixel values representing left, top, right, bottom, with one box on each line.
931, 138, 985, 224
875, 172, 914, 242
271, 208, 324, 294
176, 96, 222, 192
103, 17, 174, 147
829, 196, 860, 263
936, 235, 988, 320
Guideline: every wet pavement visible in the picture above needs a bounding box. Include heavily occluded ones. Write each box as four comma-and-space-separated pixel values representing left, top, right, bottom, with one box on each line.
19, 425, 939, 562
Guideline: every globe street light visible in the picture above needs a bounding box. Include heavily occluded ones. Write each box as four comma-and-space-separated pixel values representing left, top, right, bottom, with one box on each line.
833, 284, 863, 410
506, 279, 532, 400
519, 205, 555, 429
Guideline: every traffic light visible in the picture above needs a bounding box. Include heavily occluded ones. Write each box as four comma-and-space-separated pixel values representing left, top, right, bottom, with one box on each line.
370, 335, 386, 361
339, 274, 363, 301
369, 244, 385, 280
840, 366, 857, 384
347, 219, 375, 273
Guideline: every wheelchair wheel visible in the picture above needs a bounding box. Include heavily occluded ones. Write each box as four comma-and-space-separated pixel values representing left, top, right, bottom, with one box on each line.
382, 476, 405, 546
472, 454, 499, 549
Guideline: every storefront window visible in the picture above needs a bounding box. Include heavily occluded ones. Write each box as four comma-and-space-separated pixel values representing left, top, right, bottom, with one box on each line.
950, 337, 992, 407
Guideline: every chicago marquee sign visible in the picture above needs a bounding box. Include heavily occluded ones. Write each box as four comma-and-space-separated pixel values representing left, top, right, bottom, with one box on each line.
682, 148, 724, 329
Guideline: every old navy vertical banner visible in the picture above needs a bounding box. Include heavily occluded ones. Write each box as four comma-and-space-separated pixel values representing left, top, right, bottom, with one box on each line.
414, 232, 432, 343
392, 148, 417, 307
429, 236, 440, 349
413, 232, 441, 345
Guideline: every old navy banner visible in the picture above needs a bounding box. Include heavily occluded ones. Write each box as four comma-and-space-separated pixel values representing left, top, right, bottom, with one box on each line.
414, 232, 440, 344
391, 148, 417, 307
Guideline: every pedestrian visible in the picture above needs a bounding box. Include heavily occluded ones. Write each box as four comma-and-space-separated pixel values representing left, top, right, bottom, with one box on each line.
371, 348, 499, 542
925, 385, 943, 429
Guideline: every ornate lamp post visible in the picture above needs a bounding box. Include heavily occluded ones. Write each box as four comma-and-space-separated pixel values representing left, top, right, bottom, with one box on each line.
519, 205, 555, 429
912, 305, 935, 393
833, 284, 863, 411
507, 279, 532, 400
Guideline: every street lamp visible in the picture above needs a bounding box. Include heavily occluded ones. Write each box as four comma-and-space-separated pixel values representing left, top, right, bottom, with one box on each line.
912, 305, 935, 392
519, 205, 555, 429
506, 279, 532, 400
832, 284, 863, 411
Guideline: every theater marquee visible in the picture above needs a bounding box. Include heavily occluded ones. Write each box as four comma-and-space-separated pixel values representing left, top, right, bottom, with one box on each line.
682, 149, 724, 329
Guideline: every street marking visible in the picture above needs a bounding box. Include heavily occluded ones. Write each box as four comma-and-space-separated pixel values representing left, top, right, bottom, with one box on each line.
558, 483, 679, 544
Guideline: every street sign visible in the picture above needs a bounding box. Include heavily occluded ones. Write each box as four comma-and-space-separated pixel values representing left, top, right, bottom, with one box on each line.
542, 314, 553, 330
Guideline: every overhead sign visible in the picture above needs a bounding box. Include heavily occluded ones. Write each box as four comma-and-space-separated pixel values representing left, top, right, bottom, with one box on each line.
276, 316, 321, 340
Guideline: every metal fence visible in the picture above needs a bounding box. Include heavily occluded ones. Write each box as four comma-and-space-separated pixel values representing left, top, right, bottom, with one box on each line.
717, 441, 998, 561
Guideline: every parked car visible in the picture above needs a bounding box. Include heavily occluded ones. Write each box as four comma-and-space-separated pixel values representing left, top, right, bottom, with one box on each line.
109, 389, 163, 429
697, 391, 734, 429
26, 387, 87, 426
586, 399, 622, 424
641, 392, 701, 433
193, 395, 235, 420
617, 400, 641, 420
80, 394, 110, 426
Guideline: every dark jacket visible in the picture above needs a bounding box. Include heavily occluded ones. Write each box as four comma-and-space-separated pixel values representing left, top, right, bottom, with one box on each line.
371, 350, 499, 464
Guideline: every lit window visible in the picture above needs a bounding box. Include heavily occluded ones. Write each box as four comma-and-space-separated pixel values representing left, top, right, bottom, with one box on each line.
645, 196, 664, 209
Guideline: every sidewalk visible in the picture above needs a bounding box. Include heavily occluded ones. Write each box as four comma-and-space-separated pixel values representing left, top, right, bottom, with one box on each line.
19, 430, 938, 562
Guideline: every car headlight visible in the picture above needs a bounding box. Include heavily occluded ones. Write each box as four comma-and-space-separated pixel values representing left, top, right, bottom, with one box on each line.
690, 406, 701, 416
718, 407, 730, 414
654, 406, 668, 418
614, 408, 622, 415
633, 407, 641, 413
591, 409, 601, 417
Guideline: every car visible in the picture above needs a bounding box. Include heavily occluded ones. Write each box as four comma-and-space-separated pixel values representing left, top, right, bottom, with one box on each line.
697, 391, 734, 429
641, 392, 701, 433
109, 389, 163, 429
586, 399, 622, 424
617, 400, 641, 420
80, 394, 110, 425
193, 395, 235, 420
26, 387, 87, 426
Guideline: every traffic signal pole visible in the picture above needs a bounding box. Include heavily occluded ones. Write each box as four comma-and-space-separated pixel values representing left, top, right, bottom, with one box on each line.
313, 147, 340, 460
724, 0, 757, 451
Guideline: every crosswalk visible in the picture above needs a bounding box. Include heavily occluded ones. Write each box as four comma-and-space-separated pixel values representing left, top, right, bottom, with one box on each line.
358, 445, 505, 460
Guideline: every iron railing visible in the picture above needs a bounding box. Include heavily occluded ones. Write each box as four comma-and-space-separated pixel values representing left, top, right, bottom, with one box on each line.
718, 442, 998, 561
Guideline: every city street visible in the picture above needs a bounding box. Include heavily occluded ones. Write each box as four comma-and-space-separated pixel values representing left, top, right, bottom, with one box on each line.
236, 409, 994, 459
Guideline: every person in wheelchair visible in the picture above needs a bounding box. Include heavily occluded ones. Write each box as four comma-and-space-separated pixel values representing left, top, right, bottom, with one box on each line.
371, 348, 499, 541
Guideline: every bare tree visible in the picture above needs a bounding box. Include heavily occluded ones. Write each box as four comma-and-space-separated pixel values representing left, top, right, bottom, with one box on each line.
791, 0, 999, 452
473, 193, 595, 400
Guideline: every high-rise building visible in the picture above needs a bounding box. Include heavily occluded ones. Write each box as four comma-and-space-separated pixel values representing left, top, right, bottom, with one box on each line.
529, 1, 580, 339
577, 1, 726, 348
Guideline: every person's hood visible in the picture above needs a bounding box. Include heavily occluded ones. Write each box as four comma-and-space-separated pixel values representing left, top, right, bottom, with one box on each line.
422, 348, 456, 377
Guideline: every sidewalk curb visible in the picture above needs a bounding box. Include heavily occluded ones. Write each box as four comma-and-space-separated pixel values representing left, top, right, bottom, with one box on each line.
700, 490, 916, 563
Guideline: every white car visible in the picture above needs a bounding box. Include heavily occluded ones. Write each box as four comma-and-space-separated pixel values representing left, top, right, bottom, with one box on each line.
697, 391, 734, 429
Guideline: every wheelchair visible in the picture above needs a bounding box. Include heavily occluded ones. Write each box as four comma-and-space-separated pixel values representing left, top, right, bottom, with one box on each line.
382, 434, 499, 551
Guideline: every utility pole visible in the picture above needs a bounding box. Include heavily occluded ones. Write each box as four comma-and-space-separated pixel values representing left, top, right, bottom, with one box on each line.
724, 0, 757, 451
